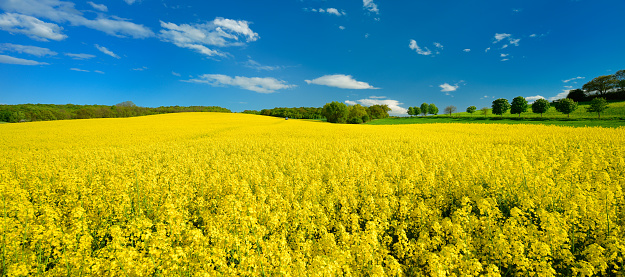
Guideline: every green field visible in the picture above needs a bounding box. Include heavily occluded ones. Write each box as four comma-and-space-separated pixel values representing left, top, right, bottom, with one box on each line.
368, 100, 625, 128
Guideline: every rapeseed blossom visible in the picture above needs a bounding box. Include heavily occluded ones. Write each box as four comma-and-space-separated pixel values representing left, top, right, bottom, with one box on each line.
1, 113, 624, 276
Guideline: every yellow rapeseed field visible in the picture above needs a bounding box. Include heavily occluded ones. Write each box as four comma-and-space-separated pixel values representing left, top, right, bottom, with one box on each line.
1, 113, 624, 276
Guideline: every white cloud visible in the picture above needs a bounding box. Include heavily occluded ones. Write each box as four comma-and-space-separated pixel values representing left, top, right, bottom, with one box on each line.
95, 44, 120, 59
94, 70, 104, 74
339, 26, 345, 30
0, 43, 57, 56
529, 34, 537, 38
172, 71, 181, 77
439, 83, 458, 92
0, 54, 49, 65
65, 53, 95, 59
409, 40, 432, 56
434, 42, 443, 49
70, 68, 89, 72
548, 91, 570, 102
159, 18, 258, 57
363, 0, 379, 14
87, 1, 107, 12
305, 74, 378, 89
563, 76, 585, 83
185, 74, 295, 93
509, 38, 520, 46
307, 7, 345, 16
0, 0, 153, 38
369, 96, 386, 99
525, 95, 545, 103
500, 53, 509, 57
463, 49, 471, 52
132, 66, 147, 71
346, 98, 408, 116
485, 47, 491, 52
494, 33, 511, 43
124, 0, 137, 4
0, 13, 67, 41
501, 58, 509, 62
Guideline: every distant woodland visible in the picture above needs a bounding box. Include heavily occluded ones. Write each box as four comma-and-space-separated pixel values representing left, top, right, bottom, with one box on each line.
0, 101, 231, 123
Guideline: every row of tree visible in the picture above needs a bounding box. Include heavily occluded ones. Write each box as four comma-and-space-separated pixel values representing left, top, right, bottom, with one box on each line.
322, 102, 391, 124
406, 103, 439, 117
487, 97, 610, 118
252, 107, 324, 119
0, 102, 231, 123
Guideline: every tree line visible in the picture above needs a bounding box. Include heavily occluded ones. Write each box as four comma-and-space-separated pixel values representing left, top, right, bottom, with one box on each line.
566, 69, 625, 102
0, 101, 231, 123
250, 107, 324, 119
322, 102, 391, 124
406, 103, 439, 117
485, 96, 609, 118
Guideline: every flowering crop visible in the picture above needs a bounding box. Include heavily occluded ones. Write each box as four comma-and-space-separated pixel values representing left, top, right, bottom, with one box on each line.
1, 113, 624, 276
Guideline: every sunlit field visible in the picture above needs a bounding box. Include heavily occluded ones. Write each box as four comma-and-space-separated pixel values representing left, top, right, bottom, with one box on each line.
1, 113, 624, 276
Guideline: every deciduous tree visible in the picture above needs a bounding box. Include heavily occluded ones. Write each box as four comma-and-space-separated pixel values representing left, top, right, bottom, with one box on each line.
444, 105, 456, 116
491, 98, 510, 116
429, 103, 439, 115
582, 75, 617, 96
510, 96, 528, 117
420, 103, 429, 116
531, 98, 550, 117
586, 97, 609, 119
466, 106, 476, 115
554, 98, 578, 118
322, 101, 349, 123
566, 89, 586, 102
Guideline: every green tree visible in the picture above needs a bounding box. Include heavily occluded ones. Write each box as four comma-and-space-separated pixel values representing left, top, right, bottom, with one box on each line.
566, 89, 586, 102
429, 103, 438, 115
586, 97, 609, 119
480, 107, 489, 116
407, 106, 415, 117
491, 98, 510, 116
367, 104, 391, 119
554, 98, 578, 118
413, 107, 421, 117
582, 75, 617, 96
444, 105, 456, 116
510, 96, 528, 117
347, 104, 368, 124
115, 101, 137, 107
466, 106, 476, 115
531, 99, 550, 117
420, 103, 429, 116
615, 70, 625, 91
322, 101, 349, 123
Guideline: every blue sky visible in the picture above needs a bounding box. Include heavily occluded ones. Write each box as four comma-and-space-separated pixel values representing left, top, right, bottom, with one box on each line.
1, 0, 623, 115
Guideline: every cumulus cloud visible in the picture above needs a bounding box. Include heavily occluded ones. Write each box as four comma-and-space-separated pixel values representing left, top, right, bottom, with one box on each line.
494, 33, 511, 43
439, 83, 458, 92
363, 0, 379, 14
305, 74, 378, 89
65, 53, 95, 59
0, 13, 67, 41
159, 18, 258, 57
184, 74, 295, 93
548, 91, 571, 101
409, 40, 432, 56
493, 33, 520, 48
0, 54, 49, 65
87, 1, 107, 12
0, 0, 153, 38
95, 44, 120, 59
346, 97, 408, 116
525, 95, 545, 103
0, 43, 57, 56
339, 26, 345, 30
563, 76, 585, 83
369, 96, 386, 99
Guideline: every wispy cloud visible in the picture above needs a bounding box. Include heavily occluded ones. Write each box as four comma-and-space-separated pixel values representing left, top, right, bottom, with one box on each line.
409, 40, 432, 56
172, 71, 181, 77
305, 74, 378, 89
346, 97, 407, 116
0, 0, 153, 38
65, 53, 95, 60
70, 68, 89, 72
185, 74, 295, 93
493, 33, 520, 49
94, 70, 104, 74
0, 54, 49, 65
305, 8, 346, 16
132, 66, 148, 71
563, 76, 585, 83
0, 43, 57, 57
243, 59, 282, 71
463, 49, 471, 52
87, 1, 108, 12
0, 13, 67, 41
95, 44, 120, 59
